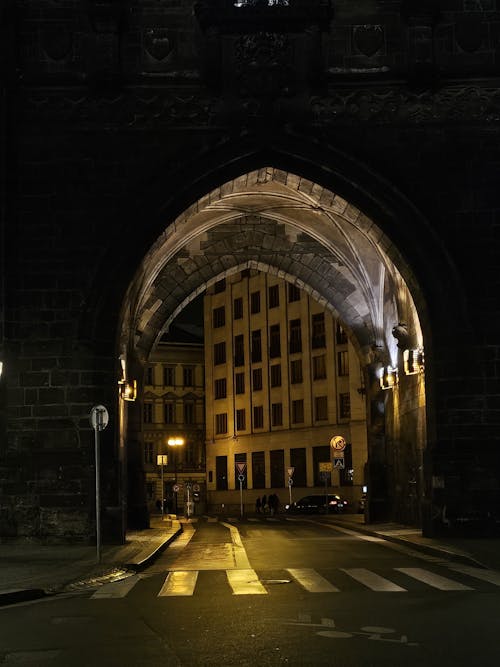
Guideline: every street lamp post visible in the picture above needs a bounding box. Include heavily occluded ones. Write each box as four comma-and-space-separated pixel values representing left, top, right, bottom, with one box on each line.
157, 454, 168, 520
167, 437, 185, 515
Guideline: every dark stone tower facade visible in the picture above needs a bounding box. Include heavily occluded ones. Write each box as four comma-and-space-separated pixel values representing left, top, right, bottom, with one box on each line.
1, 1, 499, 541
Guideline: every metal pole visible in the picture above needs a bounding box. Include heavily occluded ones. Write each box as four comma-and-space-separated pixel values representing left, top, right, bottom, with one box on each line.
324, 474, 328, 514
161, 462, 164, 520
289, 478, 292, 506
240, 478, 243, 517
95, 415, 101, 563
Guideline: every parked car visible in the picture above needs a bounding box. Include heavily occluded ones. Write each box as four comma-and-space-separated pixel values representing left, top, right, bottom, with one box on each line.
285, 494, 348, 514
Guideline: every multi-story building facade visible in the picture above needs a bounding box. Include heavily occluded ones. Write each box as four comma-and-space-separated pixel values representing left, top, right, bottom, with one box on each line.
204, 270, 368, 513
142, 326, 206, 515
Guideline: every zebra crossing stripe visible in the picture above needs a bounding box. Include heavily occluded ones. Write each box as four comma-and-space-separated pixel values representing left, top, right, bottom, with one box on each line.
226, 569, 267, 595
91, 574, 140, 599
158, 570, 199, 596
396, 568, 472, 591
341, 568, 406, 592
448, 565, 500, 586
287, 568, 339, 593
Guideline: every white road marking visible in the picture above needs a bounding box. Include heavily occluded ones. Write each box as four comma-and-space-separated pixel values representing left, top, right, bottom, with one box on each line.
396, 567, 472, 591
158, 571, 198, 596
226, 569, 267, 595
221, 521, 252, 568
447, 564, 500, 586
91, 574, 140, 599
341, 568, 406, 592
287, 568, 340, 593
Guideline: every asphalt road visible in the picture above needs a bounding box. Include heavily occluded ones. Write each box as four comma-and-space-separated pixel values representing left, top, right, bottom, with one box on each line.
1, 516, 499, 667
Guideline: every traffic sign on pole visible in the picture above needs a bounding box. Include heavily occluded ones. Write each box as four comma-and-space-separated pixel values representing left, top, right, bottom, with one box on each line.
90, 405, 108, 564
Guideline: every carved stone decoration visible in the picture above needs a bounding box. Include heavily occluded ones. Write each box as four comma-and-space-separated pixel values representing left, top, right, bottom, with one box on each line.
87, 0, 129, 34
234, 32, 294, 97
41, 26, 73, 61
455, 14, 484, 54
353, 25, 384, 57
144, 28, 175, 62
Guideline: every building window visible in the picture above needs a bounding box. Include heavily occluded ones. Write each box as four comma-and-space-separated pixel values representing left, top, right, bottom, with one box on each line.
214, 341, 226, 365
183, 365, 195, 386
313, 354, 327, 380
216, 455, 228, 490
290, 359, 303, 384
292, 399, 304, 424
289, 318, 302, 353
290, 447, 307, 487
236, 408, 246, 431
164, 402, 175, 424
271, 402, 283, 427
146, 481, 155, 500
235, 372, 245, 394
215, 378, 227, 399
234, 334, 245, 367
288, 283, 301, 302
252, 451, 265, 489
253, 405, 264, 429
270, 449, 285, 488
213, 306, 225, 328
270, 363, 282, 387
311, 313, 326, 349
339, 393, 351, 419
338, 350, 349, 376
144, 402, 153, 423
253, 367, 263, 391
163, 366, 175, 386
234, 296, 243, 320
214, 278, 226, 293
251, 329, 262, 362
269, 323, 281, 358
215, 412, 228, 434
250, 290, 261, 314
315, 395, 328, 421
269, 284, 280, 308
145, 366, 154, 385
144, 442, 154, 465
336, 323, 348, 344
235, 453, 247, 489
184, 402, 195, 424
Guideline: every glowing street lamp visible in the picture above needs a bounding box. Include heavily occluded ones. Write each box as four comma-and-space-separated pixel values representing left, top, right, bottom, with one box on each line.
167, 437, 185, 514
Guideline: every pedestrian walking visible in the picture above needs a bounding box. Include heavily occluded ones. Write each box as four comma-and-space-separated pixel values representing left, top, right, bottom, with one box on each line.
262, 494, 267, 513
255, 496, 262, 513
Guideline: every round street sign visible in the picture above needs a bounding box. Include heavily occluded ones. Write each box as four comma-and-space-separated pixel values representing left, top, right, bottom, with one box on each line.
330, 435, 346, 451
193, 484, 200, 492
173, 484, 180, 493
90, 405, 109, 431
288, 478, 293, 486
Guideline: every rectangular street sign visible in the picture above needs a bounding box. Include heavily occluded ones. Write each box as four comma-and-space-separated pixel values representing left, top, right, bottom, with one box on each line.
333, 458, 345, 469
319, 462, 333, 472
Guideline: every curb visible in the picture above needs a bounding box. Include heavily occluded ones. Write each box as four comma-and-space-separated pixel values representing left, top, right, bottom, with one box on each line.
0, 587, 49, 607
330, 519, 488, 569
0, 521, 184, 607
124, 521, 183, 571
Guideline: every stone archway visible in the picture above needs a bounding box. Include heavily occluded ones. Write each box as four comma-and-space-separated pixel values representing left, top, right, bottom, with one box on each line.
118, 167, 427, 529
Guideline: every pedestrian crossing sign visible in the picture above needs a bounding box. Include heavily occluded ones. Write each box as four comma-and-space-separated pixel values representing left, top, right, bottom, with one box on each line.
333, 458, 345, 469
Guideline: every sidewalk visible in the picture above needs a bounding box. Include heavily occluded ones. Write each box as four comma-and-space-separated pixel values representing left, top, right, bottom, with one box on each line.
328, 514, 500, 570
0, 515, 182, 607
1, 513, 499, 608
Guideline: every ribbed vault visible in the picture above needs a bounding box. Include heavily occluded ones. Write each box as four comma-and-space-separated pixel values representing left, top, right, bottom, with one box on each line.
120, 168, 422, 367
